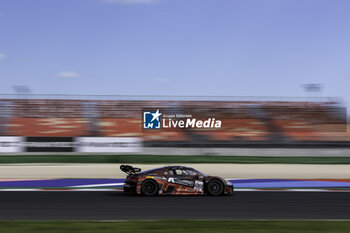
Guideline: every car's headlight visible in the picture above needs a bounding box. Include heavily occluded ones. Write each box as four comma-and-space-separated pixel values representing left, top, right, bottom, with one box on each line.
225, 180, 232, 185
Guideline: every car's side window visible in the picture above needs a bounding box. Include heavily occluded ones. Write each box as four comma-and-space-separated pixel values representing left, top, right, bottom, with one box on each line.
173, 169, 196, 176
184, 169, 196, 176
174, 169, 184, 175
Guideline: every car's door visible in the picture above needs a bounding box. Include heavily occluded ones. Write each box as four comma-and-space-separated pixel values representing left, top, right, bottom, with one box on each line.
169, 168, 204, 193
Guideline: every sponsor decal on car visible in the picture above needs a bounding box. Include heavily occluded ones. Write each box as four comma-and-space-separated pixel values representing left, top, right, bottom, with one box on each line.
168, 177, 195, 187
194, 181, 204, 191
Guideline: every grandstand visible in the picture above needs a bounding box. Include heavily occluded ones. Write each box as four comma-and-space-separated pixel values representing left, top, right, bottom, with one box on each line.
0, 95, 348, 147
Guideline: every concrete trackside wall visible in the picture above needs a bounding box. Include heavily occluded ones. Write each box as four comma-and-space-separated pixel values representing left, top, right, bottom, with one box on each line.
1, 136, 350, 157
2, 147, 350, 157
140, 147, 350, 157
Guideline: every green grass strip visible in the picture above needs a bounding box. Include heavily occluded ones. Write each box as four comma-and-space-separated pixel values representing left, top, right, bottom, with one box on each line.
1, 154, 350, 164
1, 220, 350, 233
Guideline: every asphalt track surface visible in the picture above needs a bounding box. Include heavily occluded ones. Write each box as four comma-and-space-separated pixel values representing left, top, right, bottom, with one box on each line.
0, 191, 350, 220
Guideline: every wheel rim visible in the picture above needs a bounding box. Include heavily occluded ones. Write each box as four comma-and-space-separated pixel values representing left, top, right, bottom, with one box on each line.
145, 183, 155, 193
142, 180, 157, 195
210, 181, 222, 194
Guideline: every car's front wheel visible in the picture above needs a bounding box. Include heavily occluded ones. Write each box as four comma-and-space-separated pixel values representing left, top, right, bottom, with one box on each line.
207, 179, 224, 196
141, 179, 159, 196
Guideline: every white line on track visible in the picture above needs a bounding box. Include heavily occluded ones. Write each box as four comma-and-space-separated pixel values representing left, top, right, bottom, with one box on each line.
68, 183, 124, 188
235, 189, 350, 192
0, 188, 349, 192
0, 189, 123, 191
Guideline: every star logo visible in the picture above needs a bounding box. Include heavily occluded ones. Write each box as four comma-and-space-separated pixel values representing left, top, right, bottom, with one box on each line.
150, 109, 162, 122
143, 109, 162, 129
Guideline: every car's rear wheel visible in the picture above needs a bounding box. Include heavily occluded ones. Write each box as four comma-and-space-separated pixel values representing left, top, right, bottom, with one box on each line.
207, 179, 224, 196
141, 179, 159, 196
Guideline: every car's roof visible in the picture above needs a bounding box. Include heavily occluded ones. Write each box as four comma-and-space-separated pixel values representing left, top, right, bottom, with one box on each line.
166, 165, 194, 170
139, 166, 194, 174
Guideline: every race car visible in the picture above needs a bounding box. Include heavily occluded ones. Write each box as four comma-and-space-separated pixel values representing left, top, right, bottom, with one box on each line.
120, 165, 233, 196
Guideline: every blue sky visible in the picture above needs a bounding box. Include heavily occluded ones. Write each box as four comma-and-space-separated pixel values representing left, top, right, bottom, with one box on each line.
0, 0, 349, 106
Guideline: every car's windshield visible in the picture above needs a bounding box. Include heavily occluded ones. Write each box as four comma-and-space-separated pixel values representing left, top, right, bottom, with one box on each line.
194, 169, 206, 176
174, 168, 206, 176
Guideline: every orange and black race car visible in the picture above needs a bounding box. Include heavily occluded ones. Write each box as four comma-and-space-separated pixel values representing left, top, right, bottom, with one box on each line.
120, 165, 233, 196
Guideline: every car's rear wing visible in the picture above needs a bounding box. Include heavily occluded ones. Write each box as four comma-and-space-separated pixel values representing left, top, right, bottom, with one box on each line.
120, 165, 141, 175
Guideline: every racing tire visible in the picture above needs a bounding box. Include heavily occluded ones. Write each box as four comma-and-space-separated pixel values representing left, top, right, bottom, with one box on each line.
141, 179, 159, 196
207, 179, 224, 196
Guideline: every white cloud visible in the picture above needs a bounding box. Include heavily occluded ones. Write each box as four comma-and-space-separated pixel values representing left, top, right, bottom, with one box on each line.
102, 0, 158, 4
56, 71, 81, 78
0, 53, 6, 61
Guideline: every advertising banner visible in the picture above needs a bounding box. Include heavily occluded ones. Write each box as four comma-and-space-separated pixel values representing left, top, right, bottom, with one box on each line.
0, 136, 24, 153
25, 137, 74, 152
76, 137, 142, 153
